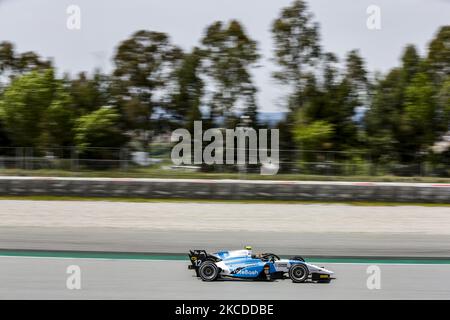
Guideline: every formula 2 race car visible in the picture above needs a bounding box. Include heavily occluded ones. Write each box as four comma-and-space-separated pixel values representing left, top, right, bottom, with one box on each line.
188, 247, 334, 283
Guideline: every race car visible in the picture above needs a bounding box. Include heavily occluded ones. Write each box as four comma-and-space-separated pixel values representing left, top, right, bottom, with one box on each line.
188, 246, 334, 283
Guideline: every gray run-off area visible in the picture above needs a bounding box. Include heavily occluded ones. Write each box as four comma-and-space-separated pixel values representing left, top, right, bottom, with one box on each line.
0, 257, 449, 299
0, 201, 450, 257
0, 176, 449, 203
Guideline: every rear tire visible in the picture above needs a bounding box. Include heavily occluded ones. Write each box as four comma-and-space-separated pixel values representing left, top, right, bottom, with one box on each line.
289, 264, 309, 283
198, 261, 219, 281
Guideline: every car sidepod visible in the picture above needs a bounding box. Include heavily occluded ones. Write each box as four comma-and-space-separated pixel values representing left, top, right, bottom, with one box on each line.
218, 257, 268, 279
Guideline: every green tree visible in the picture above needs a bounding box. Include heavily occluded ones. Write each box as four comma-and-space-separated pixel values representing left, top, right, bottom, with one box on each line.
290, 51, 365, 155
40, 86, 75, 148
170, 48, 204, 131
401, 45, 421, 83
271, 0, 324, 172
112, 30, 182, 149
0, 69, 73, 148
344, 50, 369, 113
322, 52, 339, 89
0, 41, 50, 82
295, 78, 360, 152
271, 0, 321, 109
200, 20, 260, 126
365, 68, 404, 163
0, 42, 15, 78
365, 45, 423, 164
427, 26, 450, 83
74, 107, 127, 150
345, 50, 368, 85
68, 71, 110, 116
293, 118, 334, 150
437, 77, 450, 131
403, 72, 437, 150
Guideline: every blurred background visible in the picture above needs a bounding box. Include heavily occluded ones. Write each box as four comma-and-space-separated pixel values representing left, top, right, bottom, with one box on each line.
0, 0, 449, 300
0, 0, 448, 180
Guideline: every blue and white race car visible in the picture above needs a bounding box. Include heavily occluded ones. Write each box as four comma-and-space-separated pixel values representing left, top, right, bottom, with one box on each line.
188, 247, 334, 283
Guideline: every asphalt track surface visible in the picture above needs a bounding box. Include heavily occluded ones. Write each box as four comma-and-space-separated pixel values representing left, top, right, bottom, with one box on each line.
1, 256, 449, 299
2, 227, 450, 258
1, 201, 450, 299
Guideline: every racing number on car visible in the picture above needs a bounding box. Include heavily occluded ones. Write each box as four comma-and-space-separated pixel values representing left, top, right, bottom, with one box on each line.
191, 257, 202, 267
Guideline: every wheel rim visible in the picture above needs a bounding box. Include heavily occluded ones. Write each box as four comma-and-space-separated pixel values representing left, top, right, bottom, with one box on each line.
202, 265, 216, 279
293, 266, 306, 280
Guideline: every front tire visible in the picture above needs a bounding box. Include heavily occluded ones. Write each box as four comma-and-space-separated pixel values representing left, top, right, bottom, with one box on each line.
198, 261, 219, 281
289, 264, 309, 283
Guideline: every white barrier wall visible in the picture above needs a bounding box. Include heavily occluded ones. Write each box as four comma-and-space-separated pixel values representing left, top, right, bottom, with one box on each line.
0, 176, 449, 203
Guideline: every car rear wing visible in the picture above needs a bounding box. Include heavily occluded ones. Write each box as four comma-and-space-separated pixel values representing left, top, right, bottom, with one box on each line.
188, 250, 221, 276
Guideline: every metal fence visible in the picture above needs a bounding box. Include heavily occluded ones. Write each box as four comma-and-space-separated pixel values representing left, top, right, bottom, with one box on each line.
0, 146, 448, 177
0, 147, 129, 171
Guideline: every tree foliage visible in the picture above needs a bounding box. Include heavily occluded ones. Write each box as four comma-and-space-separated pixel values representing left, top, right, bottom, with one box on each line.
271, 0, 321, 90
201, 20, 260, 126
68, 71, 110, 116
170, 48, 204, 131
365, 30, 449, 167
112, 30, 182, 148
74, 106, 127, 150
0, 1, 447, 175
0, 41, 51, 82
0, 69, 73, 148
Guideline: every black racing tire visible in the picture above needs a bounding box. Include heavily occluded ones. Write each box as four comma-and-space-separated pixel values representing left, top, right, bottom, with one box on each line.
198, 261, 219, 281
289, 264, 309, 283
